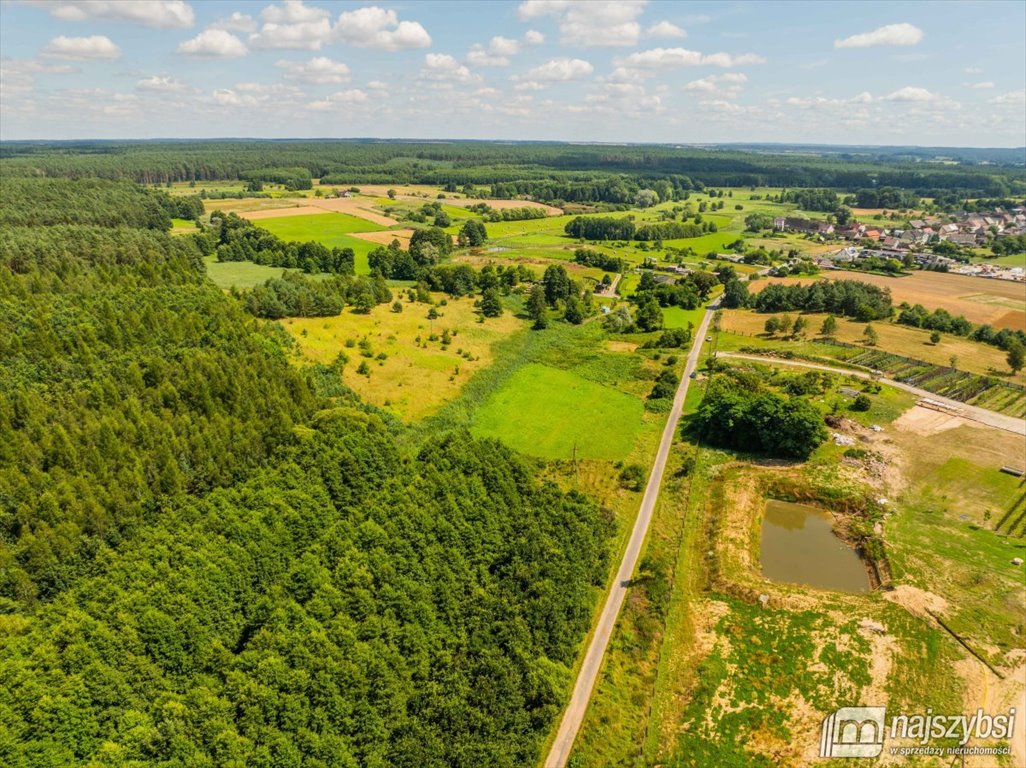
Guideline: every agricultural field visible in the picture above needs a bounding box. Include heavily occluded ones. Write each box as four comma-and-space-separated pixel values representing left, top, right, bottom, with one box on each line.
249, 211, 388, 273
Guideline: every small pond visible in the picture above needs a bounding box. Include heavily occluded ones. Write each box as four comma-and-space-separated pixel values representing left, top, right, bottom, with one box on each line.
760, 499, 870, 593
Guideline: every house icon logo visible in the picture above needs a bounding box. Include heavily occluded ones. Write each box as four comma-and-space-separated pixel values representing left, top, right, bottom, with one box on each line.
820, 707, 886, 758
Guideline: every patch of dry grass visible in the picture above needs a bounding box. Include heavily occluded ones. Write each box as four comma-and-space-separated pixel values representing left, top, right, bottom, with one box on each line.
281, 294, 526, 420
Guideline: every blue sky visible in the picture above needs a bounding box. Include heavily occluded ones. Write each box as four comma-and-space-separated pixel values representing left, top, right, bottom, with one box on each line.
1, 0, 1024, 145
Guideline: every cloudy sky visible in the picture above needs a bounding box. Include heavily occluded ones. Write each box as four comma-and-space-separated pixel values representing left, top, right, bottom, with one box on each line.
1, 0, 1024, 146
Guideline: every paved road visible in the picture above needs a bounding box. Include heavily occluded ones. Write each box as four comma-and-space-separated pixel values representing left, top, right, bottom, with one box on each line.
718, 352, 1026, 436
544, 305, 717, 768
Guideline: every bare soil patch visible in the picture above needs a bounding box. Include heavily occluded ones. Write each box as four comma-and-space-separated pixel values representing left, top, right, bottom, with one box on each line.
305, 197, 399, 226
349, 228, 415, 248
882, 584, 948, 620
892, 405, 967, 436
239, 205, 329, 221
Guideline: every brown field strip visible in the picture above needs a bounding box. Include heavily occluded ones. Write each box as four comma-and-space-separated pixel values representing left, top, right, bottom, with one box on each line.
304, 197, 400, 226
349, 228, 415, 248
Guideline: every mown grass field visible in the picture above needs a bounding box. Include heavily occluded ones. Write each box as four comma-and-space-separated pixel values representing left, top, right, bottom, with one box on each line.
251, 212, 386, 273
470, 362, 645, 460
252, 210, 386, 237
202, 255, 330, 290
170, 217, 198, 234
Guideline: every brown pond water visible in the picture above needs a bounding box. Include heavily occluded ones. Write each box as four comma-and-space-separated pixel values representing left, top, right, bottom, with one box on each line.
761, 499, 870, 593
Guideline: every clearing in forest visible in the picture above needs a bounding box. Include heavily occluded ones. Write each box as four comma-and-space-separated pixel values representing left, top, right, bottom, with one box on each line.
471, 362, 644, 461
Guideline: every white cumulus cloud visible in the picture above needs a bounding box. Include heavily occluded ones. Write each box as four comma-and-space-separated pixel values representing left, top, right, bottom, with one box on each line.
524, 57, 593, 81
990, 90, 1026, 106
210, 12, 257, 33
136, 74, 186, 91
335, 6, 431, 51
277, 57, 351, 84
307, 89, 369, 110
42, 35, 121, 60
684, 72, 747, 94
26, 0, 194, 28
422, 53, 479, 83
467, 36, 521, 66
517, 0, 646, 47
621, 47, 764, 68
835, 23, 923, 49
261, 0, 329, 24
647, 20, 685, 38
524, 29, 545, 45
883, 86, 937, 102
178, 29, 248, 57
970, 81, 995, 89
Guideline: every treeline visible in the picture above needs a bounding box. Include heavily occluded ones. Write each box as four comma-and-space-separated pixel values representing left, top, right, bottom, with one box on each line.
565, 216, 715, 242
0, 177, 173, 229
212, 211, 355, 274
244, 271, 393, 318
751, 280, 893, 321
849, 187, 921, 209
781, 188, 841, 212
573, 247, 627, 272
466, 202, 549, 221
992, 234, 1026, 255
366, 227, 456, 281
369, 237, 534, 298
897, 303, 1026, 351
690, 368, 828, 459
0, 173, 615, 766
5, 140, 1020, 198
239, 166, 313, 190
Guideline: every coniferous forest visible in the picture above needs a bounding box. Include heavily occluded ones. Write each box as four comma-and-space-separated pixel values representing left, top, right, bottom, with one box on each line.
0, 178, 612, 767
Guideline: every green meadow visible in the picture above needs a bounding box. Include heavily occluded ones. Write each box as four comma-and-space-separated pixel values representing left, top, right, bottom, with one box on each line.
253, 212, 387, 273
471, 362, 645, 460
202, 255, 330, 290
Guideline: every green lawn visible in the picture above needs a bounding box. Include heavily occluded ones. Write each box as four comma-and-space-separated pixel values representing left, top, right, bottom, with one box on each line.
252, 212, 387, 274
170, 217, 198, 234
204, 257, 287, 290
471, 362, 645, 460
254, 211, 385, 238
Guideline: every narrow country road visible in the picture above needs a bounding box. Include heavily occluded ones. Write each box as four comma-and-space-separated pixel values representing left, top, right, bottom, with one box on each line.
594, 272, 622, 298
718, 352, 1026, 436
544, 303, 717, 768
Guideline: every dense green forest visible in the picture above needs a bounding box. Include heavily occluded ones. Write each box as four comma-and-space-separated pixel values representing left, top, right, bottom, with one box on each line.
0, 178, 612, 766
2, 141, 1023, 201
